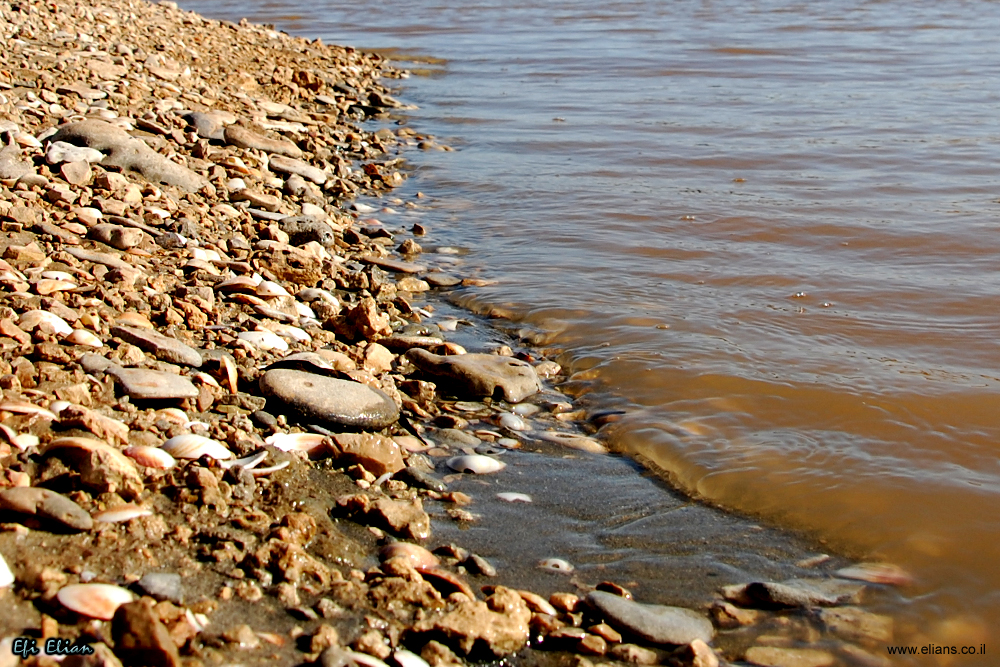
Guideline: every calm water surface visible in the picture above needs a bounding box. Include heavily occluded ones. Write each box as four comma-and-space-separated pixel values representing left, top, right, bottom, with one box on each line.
184, 0, 1000, 653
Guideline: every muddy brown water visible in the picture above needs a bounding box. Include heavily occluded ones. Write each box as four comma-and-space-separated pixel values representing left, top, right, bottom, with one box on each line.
181, 0, 1000, 659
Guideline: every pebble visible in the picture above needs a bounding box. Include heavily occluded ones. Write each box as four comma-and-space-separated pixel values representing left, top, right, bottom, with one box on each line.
259, 369, 400, 430
0, 486, 93, 532
743, 647, 835, 667
224, 125, 303, 158
136, 572, 184, 604
107, 367, 200, 400
586, 590, 715, 645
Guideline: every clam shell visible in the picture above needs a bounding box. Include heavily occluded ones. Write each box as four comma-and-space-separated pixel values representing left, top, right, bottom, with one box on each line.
219, 450, 268, 470
446, 455, 506, 474
534, 431, 607, 454
238, 330, 289, 352
256, 280, 291, 298
294, 301, 316, 319
497, 413, 530, 431
516, 589, 557, 616
160, 434, 232, 460
496, 492, 532, 503
154, 408, 188, 425
0, 423, 38, 451
57, 583, 134, 620
123, 445, 176, 469
264, 432, 328, 455
392, 650, 430, 667
93, 503, 153, 523
115, 312, 154, 329
0, 401, 57, 421
378, 543, 440, 570
539, 558, 574, 573
0, 552, 13, 587
17, 310, 73, 336
64, 329, 104, 348
215, 276, 259, 293
419, 566, 476, 599
34, 279, 77, 295
297, 287, 339, 304
193, 371, 220, 387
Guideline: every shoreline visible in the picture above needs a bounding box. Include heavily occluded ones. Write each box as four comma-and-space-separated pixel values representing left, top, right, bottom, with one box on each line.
0, 0, 906, 665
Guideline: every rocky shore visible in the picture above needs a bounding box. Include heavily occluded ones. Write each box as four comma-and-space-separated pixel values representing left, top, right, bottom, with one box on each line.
0, 0, 903, 666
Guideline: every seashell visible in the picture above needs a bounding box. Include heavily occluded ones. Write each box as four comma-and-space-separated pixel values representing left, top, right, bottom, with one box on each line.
516, 589, 558, 616
0, 401, 58, 421
512, 403, 541, 416
0, 423, 39, 451
41, 270, 79, 282
238, 330, 289, 352
446, 455, 506, 475
64, 329, 104, 348
160, 434, 232, 460
33, 279, 77, 295
534, 431, 608, 454
93, 503, 153, 523
297, 287, 339, 304
227, 177, 247, 191
294, 301, 316, 319
264, 323, 311, 343
18, 310, 73, 336
15, 131, 43, 148
352, 202, 377, 213
215, 276, 259, 293
497, 413, 530, 431
49, 400, 72, 416
496, 492, 532, 503
378, 542, 440, 570
0, 552, 13, 588
835, 563, 914, 586
251, 461, 290, 477
419, 566, 476, 599
264, 432, 328, 455
253, 304, 298, 323
392, 650, 430, 667
219, 451, 268, 470
192, 372, 220, 387
123, 445, 176, 469
327, 649, 391, 667
256, 280, 291, 298
57, 583, 134, 620
154, 408, 188, 425
115, 312, 154, 329
496, 438, 522, 449
393, 435, 431, 453
190, 248, 221, 263
539, 558, 574, 574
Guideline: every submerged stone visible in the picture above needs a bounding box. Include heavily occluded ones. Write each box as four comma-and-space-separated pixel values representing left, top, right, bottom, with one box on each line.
259, 369, 399, 430
406, 349, 541, 402
586, 590, 714, 646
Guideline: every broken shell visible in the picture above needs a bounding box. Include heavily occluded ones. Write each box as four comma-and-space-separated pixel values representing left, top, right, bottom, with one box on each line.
0, 401, 58, 421
64, 329, 104, 348
437, 319, 459, 332
57, 583, 134, 620
263, 323, 311, 343
496, 492, 532, 503
378, 542, 440, 570
446, 454, 506, 474
238, 330, 289, 352
250, 461, 290, 476
160, 434, 232, 460
215, 276, 259, 293
392, 650, 430, 667
294, 301, 316, 319
0, 423, 39, 451
123, 445, 176, 469
419, 566, 476, 599
219, 451, 268, 470
539, 558, 574, 573
154, 408, 188, 425
297, 287, 339, 304
264, 432, 328, 455
257, 280, 291, 298
115, 312, 155, 329
93, 503, 153, 523
17, 310, 73, 336
516, 589, 558, 616
192, 372, 220, 387
497, 413, 530, 431
41, 270, 78, 282
0, 552, 13, 588
836, 563, 914, 586
534, 431, 607, 454
34, 279, 78, 295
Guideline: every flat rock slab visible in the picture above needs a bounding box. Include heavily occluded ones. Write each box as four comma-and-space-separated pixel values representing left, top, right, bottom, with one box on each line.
406, 349, 541, 403
259, 369, 399, 430
111, 325, 202, 367
723, 578, 865, 608
108, 367, 199, 400
744, 646, 836, 667
586, 591, 715, 646
0, 486, 93, 532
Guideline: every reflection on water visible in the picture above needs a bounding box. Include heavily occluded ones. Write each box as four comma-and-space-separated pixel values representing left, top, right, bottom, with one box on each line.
183, 0, 1000, 653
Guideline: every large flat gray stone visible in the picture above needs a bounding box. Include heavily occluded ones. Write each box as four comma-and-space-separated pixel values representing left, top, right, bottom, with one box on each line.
108, 367, 199, 400
259, 369, 399, 430
586, 591, 714, 646
406, 349, 541, 403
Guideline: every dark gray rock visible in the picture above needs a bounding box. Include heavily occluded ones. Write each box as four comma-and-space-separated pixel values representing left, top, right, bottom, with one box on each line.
110, 325, 202, 367
406, 349, 541, 403
259, 369, 399, 430
586, 591, 714, 646
280, 216, 336, 247
723, 578, 865, 609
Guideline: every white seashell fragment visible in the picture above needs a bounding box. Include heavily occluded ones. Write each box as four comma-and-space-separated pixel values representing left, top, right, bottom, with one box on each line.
123, 445, 176, 469
446, 455, 506, 475
496, 492, 532, 503
33, 278, 78, 295
17, 310, 73, 336
0, 423, 38, 451
256, 280, 291, 298
293, 301, 316, 319
264, 323, 311, 343
238, 330, 289, 352
160, 434, 232, 460
64, 329, 104, 348
297, 287, 339, 304
0, 401, 58, 421
264, 432, 328, 455
57, 583, 134, 620
192, 372, 220, 387
41, 270, 78, 282
0, 552, 13, 588
219, 451, 268, 470
512, 403, 541, 416
534, 431, 608, 454
93, 503, 153, 523
154, 408, 189, 425
539, 558, 574, 573
393, 650, 431, 667
497, 413, 530, 431
250, 461, 290, 477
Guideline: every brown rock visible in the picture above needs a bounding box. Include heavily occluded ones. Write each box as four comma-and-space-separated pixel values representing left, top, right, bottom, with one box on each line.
609, 644, 662, 665
90, 223, 145, 250
406, 349, 542, 403
61, 160, 92, 186
0, 486, 93, 531
342, 296, 391, 340
44, 437, 144, 500
330, 433, 405, 476
111, 600, 183, 667
363, 342, 395, 373
58, 405, 129, 446
743, 647, 835, 667
259, 247, 325, 284
410, 586, 531, 656
186, 467, 227, 508
224, 125, 303, 158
